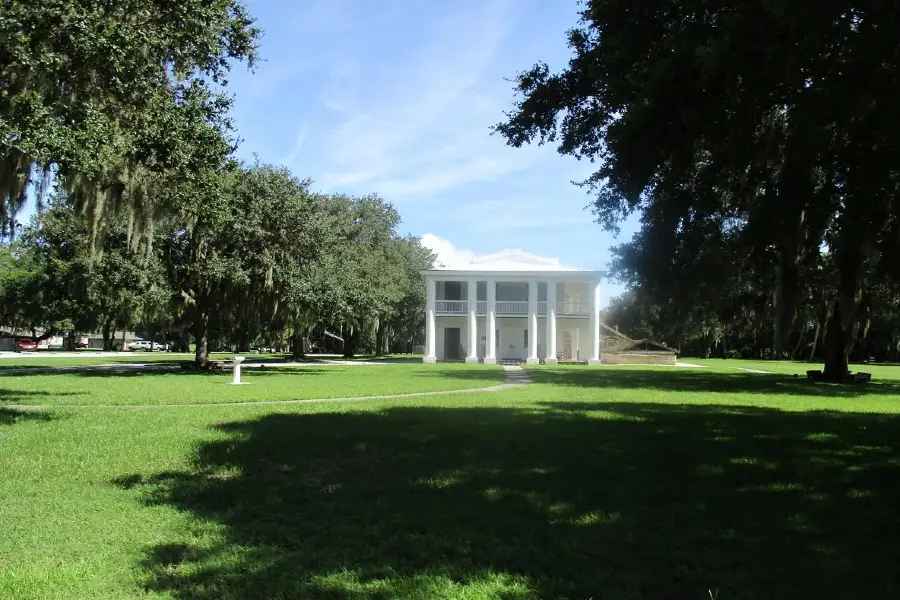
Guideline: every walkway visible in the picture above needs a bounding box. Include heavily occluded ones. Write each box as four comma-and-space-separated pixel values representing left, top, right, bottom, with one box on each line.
6, 365, 535, 410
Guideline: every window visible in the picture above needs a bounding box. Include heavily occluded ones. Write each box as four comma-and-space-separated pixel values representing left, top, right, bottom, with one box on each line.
495, 329, 500, 348
524, 329, 528, 348
445, 281, 462, 300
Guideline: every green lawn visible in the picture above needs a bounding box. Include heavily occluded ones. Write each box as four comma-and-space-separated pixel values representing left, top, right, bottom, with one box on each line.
0, 352, 285, 369
2, 361, 900, 599
0, 364, 505, 406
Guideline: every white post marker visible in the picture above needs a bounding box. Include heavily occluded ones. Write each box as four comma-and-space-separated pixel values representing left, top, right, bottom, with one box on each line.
230, 356, 248, 385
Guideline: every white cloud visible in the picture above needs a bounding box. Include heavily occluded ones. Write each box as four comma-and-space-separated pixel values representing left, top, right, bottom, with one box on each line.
421, 233, 582, 271
421, 234, 476, 269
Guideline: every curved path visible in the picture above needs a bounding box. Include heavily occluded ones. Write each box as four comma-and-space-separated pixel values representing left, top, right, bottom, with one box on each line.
7, 365, 534, 410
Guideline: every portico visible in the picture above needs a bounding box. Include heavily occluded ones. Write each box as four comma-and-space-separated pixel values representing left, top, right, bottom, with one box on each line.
421, 251, 605, 364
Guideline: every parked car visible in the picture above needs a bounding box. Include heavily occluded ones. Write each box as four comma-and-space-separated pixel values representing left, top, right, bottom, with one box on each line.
155, 342, 169, 351
14, 338, 38, 352
74, 336, 89, 349
128, 340, 152, 351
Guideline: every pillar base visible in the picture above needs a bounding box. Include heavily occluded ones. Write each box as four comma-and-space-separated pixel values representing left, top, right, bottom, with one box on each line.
483, 357, 497, 365
525, 357, 540, 365
543, 358, 558, 365
465, 357, 479, 364
588, 359, 602, 366
423, 356, 437, 364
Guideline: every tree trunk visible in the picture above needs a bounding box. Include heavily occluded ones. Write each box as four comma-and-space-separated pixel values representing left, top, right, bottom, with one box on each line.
343, 327, 359, 358
823, 301, 848, 380
773, 251, 800, 359
236, 332, 251, 353
102, 319, 114, 351
375, 322, 390, 356
808, 321, 821, 362
291, 329, 306, 360
790, 326, 806, 360
858, 318, 871, 363
194, 310, 210, 364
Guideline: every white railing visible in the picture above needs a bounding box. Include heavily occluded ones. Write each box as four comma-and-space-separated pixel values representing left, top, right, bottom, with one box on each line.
496, 301, 528, 315
435, 300, 467, 314
557, 302, 590, 316
438, 300, 592, 317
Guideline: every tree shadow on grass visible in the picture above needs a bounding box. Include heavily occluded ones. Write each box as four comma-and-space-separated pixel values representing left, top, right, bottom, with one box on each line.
0, 387, 78, 403
0, 388, 64, 425
528, 367, 900, 398
0, 407, 54, 426
116, 403, 900, 599
0, 366, 340, 379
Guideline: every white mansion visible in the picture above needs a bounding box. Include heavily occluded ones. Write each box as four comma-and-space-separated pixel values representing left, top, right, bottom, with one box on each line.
422, 250, 605, 364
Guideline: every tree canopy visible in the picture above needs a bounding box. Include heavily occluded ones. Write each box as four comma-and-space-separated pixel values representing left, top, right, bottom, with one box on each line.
0, 0, 259, 242
0, 4, 435, 363
1, 163, 434, 363
497, 0, 900, 378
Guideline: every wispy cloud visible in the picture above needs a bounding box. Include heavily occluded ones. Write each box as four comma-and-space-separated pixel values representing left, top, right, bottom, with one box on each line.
308, 0, 539, 198
279, 124, 310, 166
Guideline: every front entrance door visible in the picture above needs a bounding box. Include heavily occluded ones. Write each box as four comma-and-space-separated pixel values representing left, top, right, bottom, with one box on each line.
444, 327, 461, 360
562, 329, 580, 361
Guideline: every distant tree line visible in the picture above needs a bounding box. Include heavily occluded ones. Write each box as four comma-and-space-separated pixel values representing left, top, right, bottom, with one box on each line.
0, 164, 433, 362
498, 0, 900, 377
0, 2, 432, 363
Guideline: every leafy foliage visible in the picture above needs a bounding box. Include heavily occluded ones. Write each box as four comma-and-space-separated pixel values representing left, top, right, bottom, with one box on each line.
0, 0, 259, 241
498, 0, 900, 375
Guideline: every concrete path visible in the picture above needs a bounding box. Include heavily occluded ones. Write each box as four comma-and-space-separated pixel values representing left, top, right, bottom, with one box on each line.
6, 364, 535, 410
502, 364, 533, 385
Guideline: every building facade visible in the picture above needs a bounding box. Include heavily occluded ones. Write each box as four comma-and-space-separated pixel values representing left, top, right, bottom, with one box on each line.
421, 251, 605, 364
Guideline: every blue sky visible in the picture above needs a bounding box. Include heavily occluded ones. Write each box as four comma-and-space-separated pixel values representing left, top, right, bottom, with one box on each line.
13, 0, 636, 303
225, 0, 638, 303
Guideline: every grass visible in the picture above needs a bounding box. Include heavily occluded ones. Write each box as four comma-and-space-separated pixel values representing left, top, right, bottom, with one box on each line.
0, 363, 506, 406
0, 352, 285, 369
2, 360, 900, 599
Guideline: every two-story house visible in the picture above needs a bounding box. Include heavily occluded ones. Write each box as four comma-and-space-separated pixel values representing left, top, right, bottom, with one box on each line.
421, 250, 605, 364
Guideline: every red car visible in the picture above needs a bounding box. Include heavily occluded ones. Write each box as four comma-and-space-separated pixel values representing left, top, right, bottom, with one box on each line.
14, 338, 38, 352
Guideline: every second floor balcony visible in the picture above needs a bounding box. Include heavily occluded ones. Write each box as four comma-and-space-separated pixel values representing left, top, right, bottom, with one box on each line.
434, 300, 591, 317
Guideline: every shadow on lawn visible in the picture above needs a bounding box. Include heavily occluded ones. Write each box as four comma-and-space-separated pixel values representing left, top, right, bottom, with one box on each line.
0, 407, 54, 426
527, 367, 900, 398
1, 388, 65, 425
116, 403, 900, 599
0, 366, 340, 379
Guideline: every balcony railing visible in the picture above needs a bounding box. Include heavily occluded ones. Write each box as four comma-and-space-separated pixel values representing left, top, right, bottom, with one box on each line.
556, 302, 590, 316
435, 300, 467, 314
495, 301, 528, 315
435, 300, 593, 316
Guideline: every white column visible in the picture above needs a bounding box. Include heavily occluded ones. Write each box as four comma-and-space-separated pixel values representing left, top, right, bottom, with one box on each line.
588, 280, 602, 365
526, 280, 539, 364
545, 281, 558, 364
466, 279, 478, 363
424, 278, 436, 363
485, 280, 497, 364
